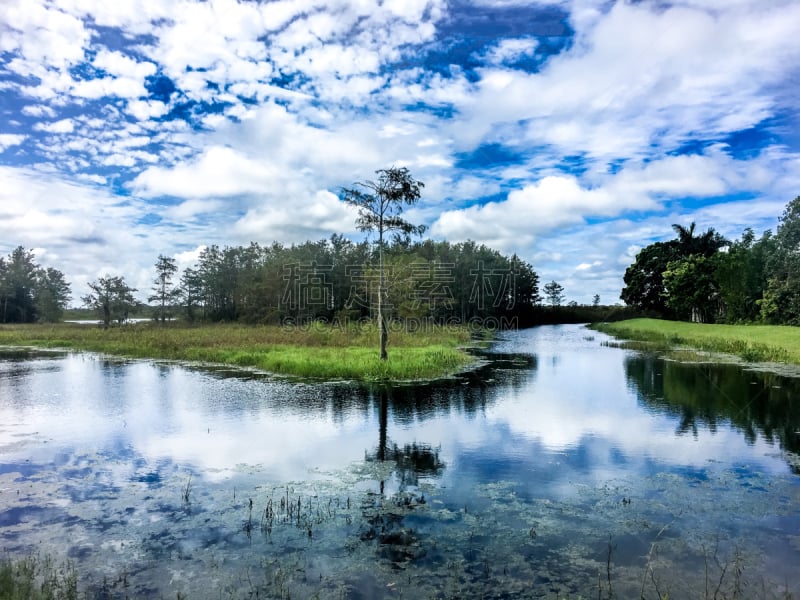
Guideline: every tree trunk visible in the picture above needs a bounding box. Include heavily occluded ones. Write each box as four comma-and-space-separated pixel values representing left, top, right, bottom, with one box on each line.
378, 218, 388, 361
379, 308, 388, 360
378, 389, 388, 496
161, 274, 167, 324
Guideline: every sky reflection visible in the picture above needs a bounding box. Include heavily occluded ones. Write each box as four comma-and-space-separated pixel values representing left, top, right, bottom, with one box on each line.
1, 327, 799, 597
1, 328, 795, 492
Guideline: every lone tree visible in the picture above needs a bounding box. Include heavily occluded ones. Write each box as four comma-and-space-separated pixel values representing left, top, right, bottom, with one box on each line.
543, 280, 565, 307
149, 255, 179, 324
83, 276, 138, 328
341, 166, 425, 361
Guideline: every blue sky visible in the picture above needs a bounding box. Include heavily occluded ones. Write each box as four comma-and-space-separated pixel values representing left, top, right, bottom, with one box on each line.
2, 0, 800, 305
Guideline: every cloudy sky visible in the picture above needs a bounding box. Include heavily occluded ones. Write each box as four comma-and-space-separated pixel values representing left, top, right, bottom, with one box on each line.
2, 0, 800, 305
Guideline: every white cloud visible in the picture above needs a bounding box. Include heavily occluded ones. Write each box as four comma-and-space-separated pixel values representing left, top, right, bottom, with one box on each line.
575, 261, 600, 271
173, 245, 206, 272
431, 147, 793, 247
478, 37, 538, 66
0, 166, 146, 292
131, 145, 282, 198
126, 99, 169, 121
71, 75, 148, 99
233, 190, 359, 244
429, 145, 797, 302
92, 49, 156, 79
0, 134, 26, 151
20, 104, 57, 118
76, 173, 107, 184
431, 172, 654, 244
33, 118, 75, 134
163, 199, 225, 221
0, 1, 89, 71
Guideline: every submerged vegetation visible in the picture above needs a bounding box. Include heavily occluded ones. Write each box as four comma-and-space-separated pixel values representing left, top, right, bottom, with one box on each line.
0, 555, 77, 600
593, 318, 800, 364
2, 475, 796, 599
0, 321, 475, 381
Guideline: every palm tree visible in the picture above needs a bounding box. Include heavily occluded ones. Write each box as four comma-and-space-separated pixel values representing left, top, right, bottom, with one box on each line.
672, 222, 728, 256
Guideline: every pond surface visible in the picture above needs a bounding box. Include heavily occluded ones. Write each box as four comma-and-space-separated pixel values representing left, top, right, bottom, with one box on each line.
1, 324, 799, 598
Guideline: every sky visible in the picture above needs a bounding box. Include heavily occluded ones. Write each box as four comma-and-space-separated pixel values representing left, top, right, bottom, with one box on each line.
2, 0, 800, 306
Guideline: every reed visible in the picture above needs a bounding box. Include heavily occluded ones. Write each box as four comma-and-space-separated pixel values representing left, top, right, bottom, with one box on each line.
0, 555, 78, 600
182, 475, 192, 504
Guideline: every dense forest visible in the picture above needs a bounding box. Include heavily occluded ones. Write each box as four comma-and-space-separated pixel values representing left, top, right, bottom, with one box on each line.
175, 237, 543, 326
621, 195, 800, 324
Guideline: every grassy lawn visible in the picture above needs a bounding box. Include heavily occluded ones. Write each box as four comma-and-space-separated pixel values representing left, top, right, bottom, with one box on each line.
0, 321, 476, 381
592, 318, 800, 364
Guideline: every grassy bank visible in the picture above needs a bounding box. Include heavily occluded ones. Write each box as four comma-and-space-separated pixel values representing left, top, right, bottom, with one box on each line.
592, 318, 800, 364
0, 321, 476, 381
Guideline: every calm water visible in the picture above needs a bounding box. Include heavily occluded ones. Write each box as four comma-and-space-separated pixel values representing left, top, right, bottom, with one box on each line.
1, 324, 798, 598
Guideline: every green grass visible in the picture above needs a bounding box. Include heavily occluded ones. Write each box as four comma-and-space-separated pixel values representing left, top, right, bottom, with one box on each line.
0, 321, 476, 381
0, 555, 78, 600
592, 318, 800, 364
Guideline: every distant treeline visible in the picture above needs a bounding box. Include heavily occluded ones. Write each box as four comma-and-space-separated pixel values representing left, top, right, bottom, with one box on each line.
176, 237, 545, 326
622, 195, 800, 325
174, 236, 631, 327
2, 237, 630, 328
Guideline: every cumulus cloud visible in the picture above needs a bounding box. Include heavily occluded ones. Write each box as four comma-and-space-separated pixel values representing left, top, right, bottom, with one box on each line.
131, 145, 281, 198
33, 118, 75, 133
431, 168, 655, 244
233, 190, 359, 244
0, 134, 26, 151
478, 37, 539, 65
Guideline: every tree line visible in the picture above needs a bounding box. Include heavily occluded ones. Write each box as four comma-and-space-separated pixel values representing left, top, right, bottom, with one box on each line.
621, 195, 800, 324
0, 247, 71, 323
162, 236, 543, 327
0, 238, 545, 328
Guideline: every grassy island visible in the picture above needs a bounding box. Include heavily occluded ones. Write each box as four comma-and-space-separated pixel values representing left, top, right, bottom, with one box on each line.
592, 318, 800, 364
0, 321, 477, 381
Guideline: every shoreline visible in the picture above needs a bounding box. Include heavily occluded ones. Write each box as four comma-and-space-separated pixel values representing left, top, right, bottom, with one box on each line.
591, 318, 800, 377
0, 321, 479, 382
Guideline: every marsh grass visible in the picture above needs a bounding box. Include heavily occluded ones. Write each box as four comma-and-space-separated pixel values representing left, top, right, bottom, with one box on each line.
0, 555, 78, 600
0, 321, 475, 381
592, 318, 800, 364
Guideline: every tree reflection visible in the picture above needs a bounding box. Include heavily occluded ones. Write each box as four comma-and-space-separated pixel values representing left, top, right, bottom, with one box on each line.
365, 388, 446, 493
625, 355, 800, 473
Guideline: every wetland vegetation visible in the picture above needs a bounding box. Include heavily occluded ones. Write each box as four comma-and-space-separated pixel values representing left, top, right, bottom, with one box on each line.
0, 321, 476, 381
593, 318, 800, 365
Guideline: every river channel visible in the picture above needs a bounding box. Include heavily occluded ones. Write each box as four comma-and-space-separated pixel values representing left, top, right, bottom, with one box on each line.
1, 324, 798, 598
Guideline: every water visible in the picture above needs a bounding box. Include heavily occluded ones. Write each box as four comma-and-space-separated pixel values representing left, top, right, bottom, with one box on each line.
0, 324, 798, 598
